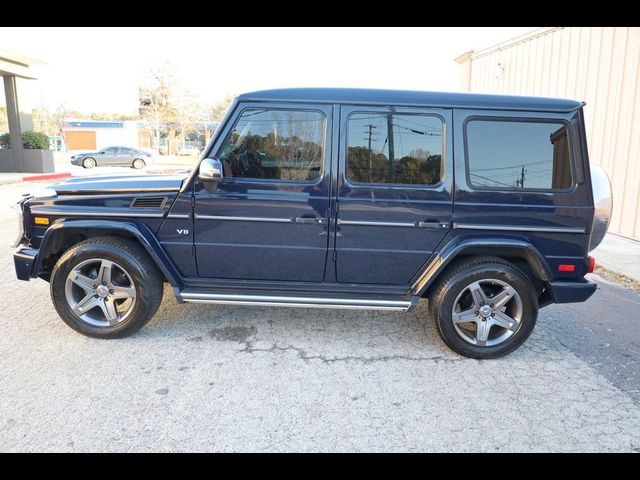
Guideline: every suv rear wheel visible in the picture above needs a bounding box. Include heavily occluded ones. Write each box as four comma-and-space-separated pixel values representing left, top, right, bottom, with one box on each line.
428, 256, 538, 359
50, 236, 163, 338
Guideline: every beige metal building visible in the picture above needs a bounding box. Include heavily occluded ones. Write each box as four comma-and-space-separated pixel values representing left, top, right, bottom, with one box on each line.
456, 27, 640, 241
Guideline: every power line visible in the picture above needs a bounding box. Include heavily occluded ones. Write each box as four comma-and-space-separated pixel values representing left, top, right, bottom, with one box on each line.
393, 123, 442, 136
470, 173, 515, 188
471, 159, 552, 172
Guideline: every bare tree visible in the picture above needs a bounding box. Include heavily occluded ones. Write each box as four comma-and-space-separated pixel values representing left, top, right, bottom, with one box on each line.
173, 88, 199, 151
139, 62, 177, 151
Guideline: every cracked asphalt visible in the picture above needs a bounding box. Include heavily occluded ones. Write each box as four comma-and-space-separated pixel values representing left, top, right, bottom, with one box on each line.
1, 181, 639, 452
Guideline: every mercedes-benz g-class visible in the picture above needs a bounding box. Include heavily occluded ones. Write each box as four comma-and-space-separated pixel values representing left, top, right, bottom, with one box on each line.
12, 88, 612, 358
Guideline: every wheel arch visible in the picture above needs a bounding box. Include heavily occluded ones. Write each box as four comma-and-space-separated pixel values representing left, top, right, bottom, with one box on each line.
413, 237, 551, 298
34, 219, 184, 289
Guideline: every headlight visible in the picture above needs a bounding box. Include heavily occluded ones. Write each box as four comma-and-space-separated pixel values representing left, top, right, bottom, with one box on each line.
10, 202, 25, 248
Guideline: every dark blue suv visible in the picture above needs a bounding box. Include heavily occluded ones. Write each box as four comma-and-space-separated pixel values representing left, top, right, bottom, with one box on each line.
11, 89, 612, 358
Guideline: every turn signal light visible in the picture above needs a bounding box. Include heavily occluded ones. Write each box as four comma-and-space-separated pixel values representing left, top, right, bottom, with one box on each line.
558, 264, 576, 272
34, 217, 49, 225
588, 256, 595, 273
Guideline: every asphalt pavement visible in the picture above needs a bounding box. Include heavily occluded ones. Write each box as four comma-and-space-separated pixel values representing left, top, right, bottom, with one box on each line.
1, 180, 639, 452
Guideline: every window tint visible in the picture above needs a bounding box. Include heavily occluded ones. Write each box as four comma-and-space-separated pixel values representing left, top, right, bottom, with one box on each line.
103, 147, 117, 154
466, 120, 572, 190
217, 109, 324, 181
346, 113, 443, 185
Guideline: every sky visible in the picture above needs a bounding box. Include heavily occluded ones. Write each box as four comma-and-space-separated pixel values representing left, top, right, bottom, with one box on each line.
0, 27, 536, 115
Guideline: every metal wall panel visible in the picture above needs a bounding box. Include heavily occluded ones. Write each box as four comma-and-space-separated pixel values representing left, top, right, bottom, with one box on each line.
459, 27, 640, 240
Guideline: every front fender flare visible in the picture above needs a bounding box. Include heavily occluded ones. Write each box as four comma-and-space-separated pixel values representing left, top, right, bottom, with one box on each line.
35, 219, 185, 289
411, 236, 552, 296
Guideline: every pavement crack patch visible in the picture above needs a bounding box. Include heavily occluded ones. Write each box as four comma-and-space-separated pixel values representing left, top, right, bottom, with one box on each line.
209, 325, 256, 342
239, 342, 464, 364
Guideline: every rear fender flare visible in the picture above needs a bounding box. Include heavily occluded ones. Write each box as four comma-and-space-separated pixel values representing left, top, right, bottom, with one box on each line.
411, 236, 551, 296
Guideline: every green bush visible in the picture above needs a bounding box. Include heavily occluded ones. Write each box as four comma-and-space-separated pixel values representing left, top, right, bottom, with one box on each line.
0, 131, 51, 149
22, 131, 50, 149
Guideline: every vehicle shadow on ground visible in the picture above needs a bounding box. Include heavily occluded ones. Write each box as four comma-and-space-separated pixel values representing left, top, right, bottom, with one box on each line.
135, 284, 546, 362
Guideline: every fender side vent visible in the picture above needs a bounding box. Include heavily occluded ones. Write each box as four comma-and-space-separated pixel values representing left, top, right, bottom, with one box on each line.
131, 197, 167, 208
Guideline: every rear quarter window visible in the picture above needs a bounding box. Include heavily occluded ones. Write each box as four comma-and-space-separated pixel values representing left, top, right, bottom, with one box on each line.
465, 119, 573, 191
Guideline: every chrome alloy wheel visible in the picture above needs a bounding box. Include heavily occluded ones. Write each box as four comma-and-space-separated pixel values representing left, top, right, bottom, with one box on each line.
64, 258, 137, 327
451, 279, 523, 347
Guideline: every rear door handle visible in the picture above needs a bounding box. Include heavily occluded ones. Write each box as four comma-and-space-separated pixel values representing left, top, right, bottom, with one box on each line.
292, 217, 325, 225
416, 221, 450, 229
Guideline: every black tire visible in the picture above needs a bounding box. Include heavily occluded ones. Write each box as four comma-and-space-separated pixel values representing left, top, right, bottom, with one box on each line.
427, 256, 538, 359
132, 158, 145, 169
82, 157, 96, 168
50, 236, 164, 338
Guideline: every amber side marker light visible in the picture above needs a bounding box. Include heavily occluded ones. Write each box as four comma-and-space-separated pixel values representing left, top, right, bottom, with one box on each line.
34, 217, 49, 225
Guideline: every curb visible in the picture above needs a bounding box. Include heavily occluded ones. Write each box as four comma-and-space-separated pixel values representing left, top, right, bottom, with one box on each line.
22, 172, 72, 182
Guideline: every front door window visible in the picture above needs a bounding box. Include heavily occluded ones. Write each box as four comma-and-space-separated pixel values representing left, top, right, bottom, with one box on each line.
218, 109, 325, 182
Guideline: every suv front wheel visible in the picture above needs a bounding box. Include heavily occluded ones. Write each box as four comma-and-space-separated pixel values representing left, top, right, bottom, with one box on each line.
428, 256, 538, 359
50, 236, 163, 338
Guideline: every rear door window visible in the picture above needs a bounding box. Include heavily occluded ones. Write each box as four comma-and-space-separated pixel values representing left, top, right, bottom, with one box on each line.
346, 113, 443, 186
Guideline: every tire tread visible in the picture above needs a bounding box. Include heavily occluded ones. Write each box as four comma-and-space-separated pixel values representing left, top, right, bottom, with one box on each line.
50, 236, 163, 338
427, 255, 537, 359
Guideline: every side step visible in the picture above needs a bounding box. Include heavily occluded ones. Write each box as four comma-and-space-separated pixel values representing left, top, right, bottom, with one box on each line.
178, 290, 414, 311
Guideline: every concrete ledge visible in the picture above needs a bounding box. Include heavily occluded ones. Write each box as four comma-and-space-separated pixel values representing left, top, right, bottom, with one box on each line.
0, 149, 55, 173
22, 149, 55, 173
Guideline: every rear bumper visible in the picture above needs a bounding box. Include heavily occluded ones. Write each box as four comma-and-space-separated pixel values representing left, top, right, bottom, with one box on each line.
548, 278, 597, 304
13, 246, 38, 280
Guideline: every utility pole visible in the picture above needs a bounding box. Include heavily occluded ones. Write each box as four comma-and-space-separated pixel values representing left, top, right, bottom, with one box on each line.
516, 166, 527, 188
387, 114, 395, 183
365, 124, 377, 183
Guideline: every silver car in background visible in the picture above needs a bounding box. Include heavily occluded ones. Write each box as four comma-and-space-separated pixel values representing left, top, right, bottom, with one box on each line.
70, 146, 153, 169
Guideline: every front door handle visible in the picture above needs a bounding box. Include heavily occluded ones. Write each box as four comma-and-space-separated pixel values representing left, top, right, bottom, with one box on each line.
292, 217, 326, 225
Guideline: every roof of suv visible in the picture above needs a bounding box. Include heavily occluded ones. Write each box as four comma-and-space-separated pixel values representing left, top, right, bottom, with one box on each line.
238, 88, 584, 113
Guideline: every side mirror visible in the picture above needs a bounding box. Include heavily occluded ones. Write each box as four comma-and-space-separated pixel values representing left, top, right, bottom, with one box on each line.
199, 157, 224, 192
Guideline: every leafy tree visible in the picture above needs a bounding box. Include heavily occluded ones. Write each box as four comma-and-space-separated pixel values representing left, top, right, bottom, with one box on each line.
347, 146, 441, 185
347, 146, 391, 183
210, 94, 236, 121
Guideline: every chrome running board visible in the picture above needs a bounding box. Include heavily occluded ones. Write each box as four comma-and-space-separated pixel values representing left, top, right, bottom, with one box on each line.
178, 291, 413, 311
